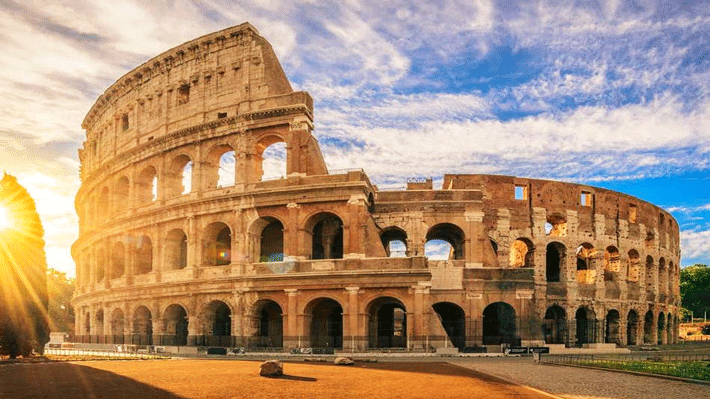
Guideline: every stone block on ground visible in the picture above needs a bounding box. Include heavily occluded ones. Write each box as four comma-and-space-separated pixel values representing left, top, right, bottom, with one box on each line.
259, 360, 283, 376
334, 356, 354, 365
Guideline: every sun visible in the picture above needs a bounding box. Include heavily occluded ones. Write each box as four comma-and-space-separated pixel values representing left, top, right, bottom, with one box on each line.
0, 205, 10, 229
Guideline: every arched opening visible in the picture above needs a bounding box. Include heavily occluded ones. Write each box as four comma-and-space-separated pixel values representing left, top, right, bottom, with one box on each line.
658, 258, 667, 296
543, 305, 566, 344
132, 306, 153, 345
509, 238, 534, 268
114, 176, 129, 213
111, 309, 125, 344
575, 307, 597, 345
163, 304, 188, 346
136, 166, 158, 205
645, 256, 655, 293
218, 151, 236, 188
425, 223, 465, 260
95, 247, 106, 282
627, 250, 640, 282
627, 310, 638, 346
576, 243, 596, 284
657, 313, 665, 345
368, 297, 407, 349
204, 222, 231, 266
546, 213, 567, 236
98, 186, 109, 221
254, 301, 283, 348
380, 227, 408, 258
667, 313, 674, 344
204, 145, 235, 189
308, 213, 343, 260
111, 241, 125, 279
546, 242, 565, 282
604, 246, 620, 281
205, 301, 231, 346
643, 311, 653, 344
307, 298, 343, 349
482, 302, 517, 345
257, 138, 287, 181
668, 261, 675, 297
432, 302, 466, 349
258, 218, 284, 262
84, 311, 91, 336
95, 310, 104, 341
165, 154, 192, 197
136, 235, 153, 274
164, 229, 188, 270
605, 309, 621, 345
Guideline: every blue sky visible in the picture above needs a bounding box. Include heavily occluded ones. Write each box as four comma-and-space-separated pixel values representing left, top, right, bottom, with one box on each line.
1, 0, 709, 276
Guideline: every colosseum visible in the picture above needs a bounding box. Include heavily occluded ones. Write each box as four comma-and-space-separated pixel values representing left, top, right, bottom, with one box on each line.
72, 23, 680, 354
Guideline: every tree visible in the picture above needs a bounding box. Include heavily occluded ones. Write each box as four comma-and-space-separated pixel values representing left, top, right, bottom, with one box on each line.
46, 269, 75, 333
680, 264, 710, 318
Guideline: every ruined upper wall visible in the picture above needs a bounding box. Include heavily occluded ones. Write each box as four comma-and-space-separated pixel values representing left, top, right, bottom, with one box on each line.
79, 23, 307, 177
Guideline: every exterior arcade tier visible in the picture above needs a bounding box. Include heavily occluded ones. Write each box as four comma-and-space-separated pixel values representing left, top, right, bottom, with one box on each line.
72, 23, 680, 352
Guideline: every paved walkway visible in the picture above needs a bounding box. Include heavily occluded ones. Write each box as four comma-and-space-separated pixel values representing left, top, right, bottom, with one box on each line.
450, 357, 710, 399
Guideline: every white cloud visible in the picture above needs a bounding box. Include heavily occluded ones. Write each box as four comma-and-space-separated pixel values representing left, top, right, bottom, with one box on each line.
680, 229, 710, 263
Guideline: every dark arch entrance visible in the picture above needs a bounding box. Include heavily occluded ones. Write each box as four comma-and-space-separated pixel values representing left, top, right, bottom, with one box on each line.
433, 302, 466, 349
164, 304, 188, 346
205, 301, 231, 346
256, 301, 283, 348
627, 310, 638, 346
368, 297, 407, 348
308, 298, 343, 348
575, 307, 597, 345
543, 305, 567, 344
546, 242, 565, 282
643, 311, 653, 344
657, 313, 665, 345
482, 302, 517, 345
605, 309, 621, 345
132, 306, 152, 345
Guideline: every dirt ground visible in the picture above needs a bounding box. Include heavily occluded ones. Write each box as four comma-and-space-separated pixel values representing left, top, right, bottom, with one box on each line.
0, 359, 552, 399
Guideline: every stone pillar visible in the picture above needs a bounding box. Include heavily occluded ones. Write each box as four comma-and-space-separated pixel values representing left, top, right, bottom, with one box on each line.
344, 287, 360, 351
345, 194, 367, 257
284, 289, 299, 349
464, 210, 484, 268
285, 202, 300, 259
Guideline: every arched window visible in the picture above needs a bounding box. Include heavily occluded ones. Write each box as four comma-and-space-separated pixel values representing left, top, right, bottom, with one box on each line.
114, 176, 129, 212
425, 223, 465, 260
256, 137, 287, 181
111, 241, 125, 279
205, 145, 235, 189
603, 246, 620, 281
204, 222, 231, 266
164, 229, 188, 270
627, 250, 640, 282
258, 219, 284, 262
137, 166, 158, 205
645, 256, 655, 293
546, 242, 565, 282
576, 243, 596, 284
166, 155, 192, 197
307, 213, 343, 260
98, 186, 109, 221
95, 247, 106, 282
218, 151, 235, 187
546, 213, 567, 236
136, 235, 153, 274
658, 258, 667, 295
380, 227, 407, 258
509, 238, 534, 268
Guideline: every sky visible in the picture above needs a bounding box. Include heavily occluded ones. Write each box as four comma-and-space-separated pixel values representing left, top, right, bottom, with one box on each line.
1, 0, 709, 277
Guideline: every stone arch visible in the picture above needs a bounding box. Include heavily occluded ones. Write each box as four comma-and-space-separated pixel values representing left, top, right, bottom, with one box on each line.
135, 235, 153, 274
114, 176, 129, 212
132, 305, 153, 345
304, 297, 343, 348
98, 186, 109, 221
250, 216, 284, 262
425, 223, 465, 260
645, 255, 656, 293
627, 309, 639, 346
380, 227, 408, 258
84, 311, 91, 335
627, 249, 640, 282
165, 154, 192, 197
136, 165, 158, 205
576, 243, 596, 284
367, 297, 407, 349
666, 312, 673, 344
482, 302, 517, 345
110, 308, 125, 344
95, 309, 104, 339
643, 310, 654, 344
575, 306, 597, 345
604, 246, 621, 281
546, 212, 567, 237
255, 134, 287, 181
205, 143, 235, 189
543, 305, 566, 344
605, 309, 621, 345
305, 212, 343, 260
546, 242, 565, 282
164, 228, 188, 270
163, 304, 188, 346
657, 312, 665, 345
252, 300, 283, 348
509, 237, 534, 268
95, 245, 106, 282
204, 300, 232, 346
432, 302, 466, 349
658, 257, 668, 296
111, 241, 125, 279
204, 221, 231, 266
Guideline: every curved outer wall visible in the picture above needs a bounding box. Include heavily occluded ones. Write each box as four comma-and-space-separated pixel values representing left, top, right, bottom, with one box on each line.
73, 24, 680, 351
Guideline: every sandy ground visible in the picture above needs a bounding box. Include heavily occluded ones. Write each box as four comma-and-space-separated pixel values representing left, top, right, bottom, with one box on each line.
0, 359, 552, 399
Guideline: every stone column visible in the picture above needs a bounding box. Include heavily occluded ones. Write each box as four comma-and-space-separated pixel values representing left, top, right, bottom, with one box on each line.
284, 289, 299, 349
344, 287, 360, 351
285, 202, 300, 259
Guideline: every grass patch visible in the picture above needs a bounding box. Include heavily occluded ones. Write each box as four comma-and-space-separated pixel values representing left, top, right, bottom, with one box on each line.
578, 360, 710, 381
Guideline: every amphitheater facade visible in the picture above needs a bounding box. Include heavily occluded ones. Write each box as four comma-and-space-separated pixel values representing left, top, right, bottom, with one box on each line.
72, 23, 680, 352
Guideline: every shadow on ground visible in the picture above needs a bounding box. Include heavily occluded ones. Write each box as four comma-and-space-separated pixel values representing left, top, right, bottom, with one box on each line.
0, 362, 184, 398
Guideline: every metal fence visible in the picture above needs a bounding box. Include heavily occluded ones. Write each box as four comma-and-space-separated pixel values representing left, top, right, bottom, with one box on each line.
45, 348, 167, 360
540, 350, 710, 366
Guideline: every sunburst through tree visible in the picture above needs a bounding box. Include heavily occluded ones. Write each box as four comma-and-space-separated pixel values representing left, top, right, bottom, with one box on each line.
0, 173, 50, 358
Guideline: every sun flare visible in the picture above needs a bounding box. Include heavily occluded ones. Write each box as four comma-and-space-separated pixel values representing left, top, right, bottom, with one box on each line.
0, 205, 10, 229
